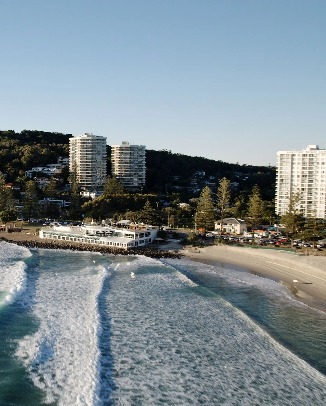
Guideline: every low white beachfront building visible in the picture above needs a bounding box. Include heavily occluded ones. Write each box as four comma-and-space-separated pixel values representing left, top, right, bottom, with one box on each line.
39, 224, 158, 250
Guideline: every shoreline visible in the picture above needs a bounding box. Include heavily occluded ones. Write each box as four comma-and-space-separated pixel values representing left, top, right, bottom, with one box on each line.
182, 244, 326, 313
2, 230, 326, 312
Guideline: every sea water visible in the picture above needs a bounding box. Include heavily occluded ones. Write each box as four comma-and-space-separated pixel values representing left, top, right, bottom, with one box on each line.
0, 241, 326, 405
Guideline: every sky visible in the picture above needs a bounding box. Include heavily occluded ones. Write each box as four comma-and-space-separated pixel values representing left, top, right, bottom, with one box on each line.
1, 0, 325, 166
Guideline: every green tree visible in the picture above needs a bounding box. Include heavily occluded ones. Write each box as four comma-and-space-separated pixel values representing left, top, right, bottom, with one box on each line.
40, 201, 61, 219
216, 177, 231, 234
44, 178, 60, 199
231, 193, 247, 219
139, 200, 157, 225
247, 186, 263, 222
0, 209, 17, 223
302, 214, 323, 245
68, 169, 82, 220
0, 173, 15, 215
195, 186, 215, 231
262, 199, 277, 225
280, 191, 304, 241
246, 185, 264, 239
164, 207, 177, 228
124, 210, 141, 223
104, 176, 125, 195
22, 180, 40, 219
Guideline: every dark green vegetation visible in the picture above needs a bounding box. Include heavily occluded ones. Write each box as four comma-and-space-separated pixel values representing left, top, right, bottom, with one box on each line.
146, 149, 275, 200
0, 129, 275, 198
0, 129, 280, 230
0, 130, 71, 180
1, 129, 325, 241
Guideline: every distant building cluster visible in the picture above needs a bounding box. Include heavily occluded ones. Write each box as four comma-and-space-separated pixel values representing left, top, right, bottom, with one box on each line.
67, 135, 326, 219
20, 132, 326, 221
276, 145, 326, 219
25, 157, 69, 179
68, 134, 146, 194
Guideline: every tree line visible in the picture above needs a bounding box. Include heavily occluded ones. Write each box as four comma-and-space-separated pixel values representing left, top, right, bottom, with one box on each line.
0, 171, 323, 243
7, 129, 316, 238
0, 129, 276, 199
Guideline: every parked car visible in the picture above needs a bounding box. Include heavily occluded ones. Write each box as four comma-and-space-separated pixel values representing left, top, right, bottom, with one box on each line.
292, 240, 302, 247
29, 218, 40, 223
317, 239, 326, 248
278, 237, 290, 244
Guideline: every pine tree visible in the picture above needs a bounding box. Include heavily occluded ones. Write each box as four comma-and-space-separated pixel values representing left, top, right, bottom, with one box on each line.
68, 169, 82, 220
195, 186, 215, 231
246, 185, 263, 239
139, 200, 157, 225
247, 186, 263, 221
0, 173, 16, 222
281, 191, 304, 241
22, 180, 40, 220
217, 177, 231, 234
0, 173, 13, 211
232, 193, 247, 219
302, 214, 323, 245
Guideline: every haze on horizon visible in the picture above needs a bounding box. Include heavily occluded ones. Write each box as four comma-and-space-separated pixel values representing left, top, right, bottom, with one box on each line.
0, 0, 325, 167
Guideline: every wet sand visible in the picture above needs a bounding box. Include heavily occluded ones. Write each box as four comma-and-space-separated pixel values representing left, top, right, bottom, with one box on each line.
182, 244, 326, 312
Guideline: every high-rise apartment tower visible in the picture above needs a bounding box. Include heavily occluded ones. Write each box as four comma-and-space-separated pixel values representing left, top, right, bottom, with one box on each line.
111, 141, 146, 191
275, 145, 326, 219
69, 133, 107, 191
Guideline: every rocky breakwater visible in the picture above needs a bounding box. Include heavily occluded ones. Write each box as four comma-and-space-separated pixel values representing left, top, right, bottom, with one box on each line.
0, 236, 183, 259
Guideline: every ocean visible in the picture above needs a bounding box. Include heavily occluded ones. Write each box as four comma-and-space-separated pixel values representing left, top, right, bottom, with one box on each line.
0, 240, 326, 406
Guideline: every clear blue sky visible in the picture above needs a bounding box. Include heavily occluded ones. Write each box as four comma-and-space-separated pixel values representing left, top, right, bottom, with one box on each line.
1, 0, 325, 166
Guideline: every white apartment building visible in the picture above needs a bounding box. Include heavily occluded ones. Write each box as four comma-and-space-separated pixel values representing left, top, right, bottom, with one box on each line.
111, 141, 146, 191
69, 133, 107, 191
275, 145, 326, 219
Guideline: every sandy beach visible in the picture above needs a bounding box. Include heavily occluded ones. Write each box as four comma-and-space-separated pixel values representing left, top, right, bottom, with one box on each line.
1, 229, 326, 312
182, 244, 326, 312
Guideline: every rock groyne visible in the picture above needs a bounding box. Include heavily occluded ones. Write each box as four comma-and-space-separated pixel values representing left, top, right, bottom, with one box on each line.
0, 236, 183, 259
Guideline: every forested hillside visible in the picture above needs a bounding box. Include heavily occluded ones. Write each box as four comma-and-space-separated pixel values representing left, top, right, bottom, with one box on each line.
146, 149, 275, 199
0, 130, 71, 180
0, 130, 275, 199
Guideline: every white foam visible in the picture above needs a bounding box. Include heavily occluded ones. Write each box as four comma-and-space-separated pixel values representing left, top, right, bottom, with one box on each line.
174, 270, 198, 287
104, 255, 326, 404
9, 249, 326, 405
15, 253, 107, 405
0, 241, 30, 306
163, 256, 296, 301
0, 240, 32, 260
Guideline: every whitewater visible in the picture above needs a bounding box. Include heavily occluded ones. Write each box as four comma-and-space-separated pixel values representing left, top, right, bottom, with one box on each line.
0, 241, 326, 405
